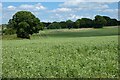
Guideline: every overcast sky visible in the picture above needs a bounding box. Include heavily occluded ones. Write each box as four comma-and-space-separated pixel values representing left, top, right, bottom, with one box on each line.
0, 0, 119, 24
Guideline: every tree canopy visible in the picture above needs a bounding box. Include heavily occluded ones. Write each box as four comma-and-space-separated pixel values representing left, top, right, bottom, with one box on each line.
75, 18, 93, 28
7, 11, 44, 39
93, 15, 107, 28
66, 20, 74, 29
47, 22, 61, 29
43, 15, 118, 29
103, 16, 118, 26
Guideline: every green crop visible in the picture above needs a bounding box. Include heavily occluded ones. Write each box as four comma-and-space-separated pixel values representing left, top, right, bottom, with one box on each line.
2, 27, 119, 78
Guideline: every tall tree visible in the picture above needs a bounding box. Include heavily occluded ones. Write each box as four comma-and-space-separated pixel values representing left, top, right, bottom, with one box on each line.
8, 11, 44, 39
103, 16, 111, 26
75, 19, 81, 28
75, 18, 93, 28
93, 15, 107, 28
66, 20, 73, 29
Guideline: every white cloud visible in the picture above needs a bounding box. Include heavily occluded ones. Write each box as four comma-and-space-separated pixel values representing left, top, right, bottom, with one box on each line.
59, 2, 111, 15
49, 13, 85, 22
7, 6, 16, 10
60, 2, 109, 9
67, 14, 96, 21
87, 3, 109, 10
52, 8, 72, 12
35, 3, 46, 10
19, 3, 46, 10
41, 19, 52, 22
6, 3, 46, 11
2, 2, 118, 23
105, 9, 118, 13
3, 3, 46, 24
57, 2, 118, 21
98, 9, 118, 13
68, 14, 83, 20
60, 0, 82, 7
60, 0, 119, 5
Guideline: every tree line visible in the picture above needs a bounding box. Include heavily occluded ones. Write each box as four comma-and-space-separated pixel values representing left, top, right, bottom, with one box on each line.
43, 15, 119, 29
2, 11, 119, 39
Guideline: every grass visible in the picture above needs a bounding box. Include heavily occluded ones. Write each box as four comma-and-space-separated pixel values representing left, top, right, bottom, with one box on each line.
32, 27, 119, 38
2, 27, 119, 78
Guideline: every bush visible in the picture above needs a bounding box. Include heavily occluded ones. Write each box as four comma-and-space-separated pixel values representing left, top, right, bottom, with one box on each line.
3, 28, 16, 35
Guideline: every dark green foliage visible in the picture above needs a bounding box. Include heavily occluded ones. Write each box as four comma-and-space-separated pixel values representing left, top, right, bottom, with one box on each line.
3, 28, 16, 35
103, 16, 111, 26
75, 19, 81, 28
16, 21, 30, 39
93, 15, 107, 28
7, 11, 44, 39
66, 20, 74, 29
39, 23, 45, 30
2, 24, 8, 35
75, 18, 93, 28
59, 21, 67, 29
103, 16, 118, 26
48, 22, 61, 29
43, 15, 117, 30
109, 19, 118, 26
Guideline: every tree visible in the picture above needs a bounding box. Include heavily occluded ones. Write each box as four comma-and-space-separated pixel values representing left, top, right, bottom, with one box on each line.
103, 16, 118, 26
8, 11, 44, 39
93, 15, 107, 28
103, 16, 111, 26
47, 22, 61, 29
75, 18, 93, 28
75, 19, 81, 28
2, 24, 16, 35
66, 20, 73, 29
39, 22, 45, 30
60, 21, 67, 29
16, 22, 30, 38
3, 28, 16, 35
110, 19, 118, 26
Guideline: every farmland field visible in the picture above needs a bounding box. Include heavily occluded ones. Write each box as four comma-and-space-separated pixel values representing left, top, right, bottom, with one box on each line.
2, 27, 119, 78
